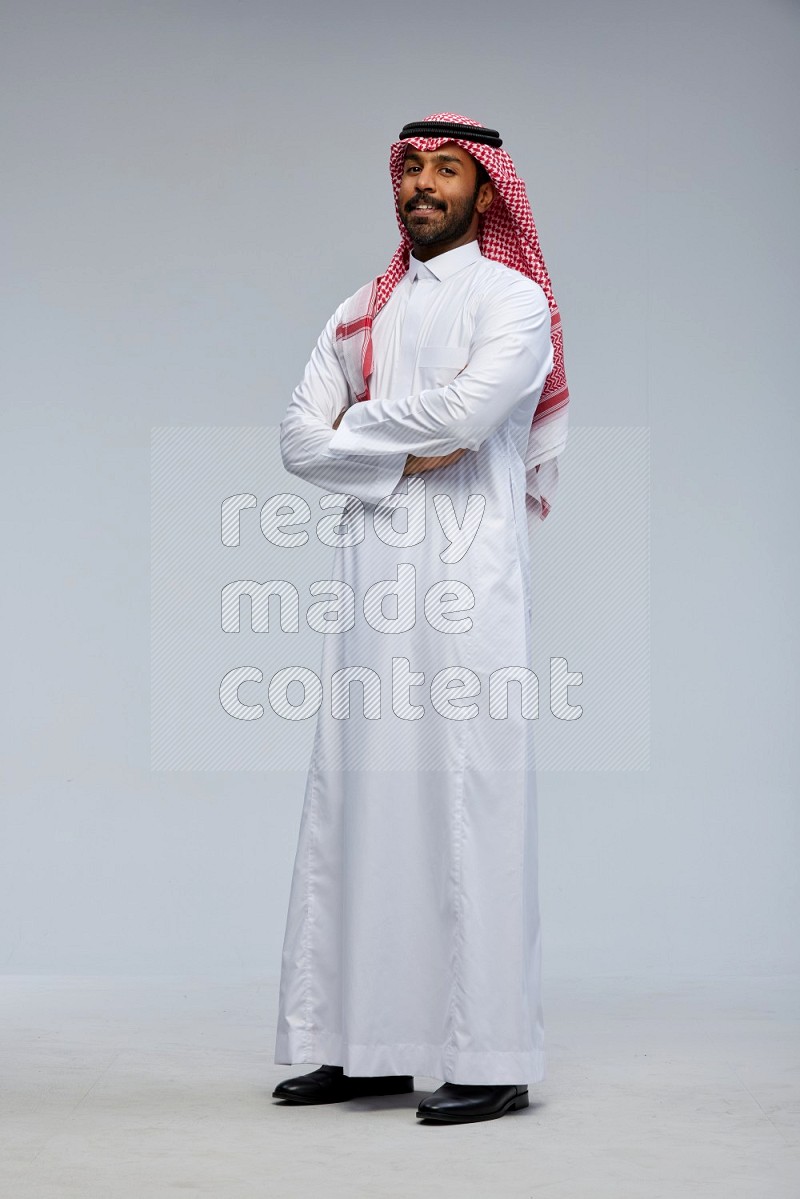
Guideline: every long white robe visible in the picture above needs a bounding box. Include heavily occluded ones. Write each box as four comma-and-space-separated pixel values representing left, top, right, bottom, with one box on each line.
274, 240, 555, 1085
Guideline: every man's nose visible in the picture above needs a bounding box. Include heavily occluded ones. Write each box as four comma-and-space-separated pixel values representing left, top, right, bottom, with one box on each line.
414, 167, 437, 191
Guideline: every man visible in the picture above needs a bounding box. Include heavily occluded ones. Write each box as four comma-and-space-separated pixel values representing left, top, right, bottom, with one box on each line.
272, 113, 569, 1124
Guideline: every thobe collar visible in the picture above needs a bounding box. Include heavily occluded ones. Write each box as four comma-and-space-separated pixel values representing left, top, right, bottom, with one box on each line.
408, 239, 482, 282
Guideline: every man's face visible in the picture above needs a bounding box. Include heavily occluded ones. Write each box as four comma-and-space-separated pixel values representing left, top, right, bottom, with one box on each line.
397, 143, 493, 253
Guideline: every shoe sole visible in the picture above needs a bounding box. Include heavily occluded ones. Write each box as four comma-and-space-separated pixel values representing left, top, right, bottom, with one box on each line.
272, 1082, 415, 1104
416, 1090, 529, 1123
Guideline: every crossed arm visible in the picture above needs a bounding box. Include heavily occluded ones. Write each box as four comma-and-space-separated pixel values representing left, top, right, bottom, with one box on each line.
330, 406, 468, 475
279, 277, 553, 504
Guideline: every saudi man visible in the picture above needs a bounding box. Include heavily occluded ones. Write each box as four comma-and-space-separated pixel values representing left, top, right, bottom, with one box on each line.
272, 113, 569, 1124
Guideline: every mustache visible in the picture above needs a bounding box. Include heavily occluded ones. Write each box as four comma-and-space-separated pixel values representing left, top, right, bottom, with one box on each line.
405, 197, 446, 213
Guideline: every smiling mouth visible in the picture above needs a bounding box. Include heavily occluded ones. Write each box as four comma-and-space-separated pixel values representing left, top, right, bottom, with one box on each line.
408, 204, 442, 215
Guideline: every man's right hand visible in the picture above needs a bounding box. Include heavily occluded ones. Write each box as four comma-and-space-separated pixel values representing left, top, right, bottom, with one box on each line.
333, 406, 470, 475
402, 447, 470, 475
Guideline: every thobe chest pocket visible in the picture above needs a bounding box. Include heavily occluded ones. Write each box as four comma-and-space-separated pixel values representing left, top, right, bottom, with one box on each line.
415, 345, 469, 389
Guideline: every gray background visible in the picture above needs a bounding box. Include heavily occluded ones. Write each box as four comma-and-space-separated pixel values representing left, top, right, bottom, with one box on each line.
1, 0, 797, 978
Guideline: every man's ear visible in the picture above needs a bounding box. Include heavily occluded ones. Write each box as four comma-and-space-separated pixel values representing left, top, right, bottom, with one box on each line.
476, 182, 495, 214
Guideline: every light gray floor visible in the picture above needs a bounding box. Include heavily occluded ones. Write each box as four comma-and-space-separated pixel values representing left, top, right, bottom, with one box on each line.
1, 973, 797, 1198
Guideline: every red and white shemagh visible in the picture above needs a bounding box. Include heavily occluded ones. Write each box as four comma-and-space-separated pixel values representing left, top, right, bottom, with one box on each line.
334, 112, 569, 519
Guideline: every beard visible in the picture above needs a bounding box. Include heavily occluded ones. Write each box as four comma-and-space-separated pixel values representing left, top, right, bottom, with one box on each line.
400, 181, 480, 248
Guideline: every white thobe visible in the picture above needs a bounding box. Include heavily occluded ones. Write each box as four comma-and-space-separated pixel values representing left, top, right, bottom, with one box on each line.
275, 239, 554, 1085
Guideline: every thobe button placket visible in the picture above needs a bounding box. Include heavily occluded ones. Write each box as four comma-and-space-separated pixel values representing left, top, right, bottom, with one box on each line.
397, 273, 437, 398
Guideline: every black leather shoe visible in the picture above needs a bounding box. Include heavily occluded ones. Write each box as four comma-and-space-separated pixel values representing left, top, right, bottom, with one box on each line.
272, 1064, 415, 1104
416, 1082, 529, 1123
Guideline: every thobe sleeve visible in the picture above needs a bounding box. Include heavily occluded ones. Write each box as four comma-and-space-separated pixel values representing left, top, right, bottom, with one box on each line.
279, 312, 409, 506
327, 277, 554, 459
